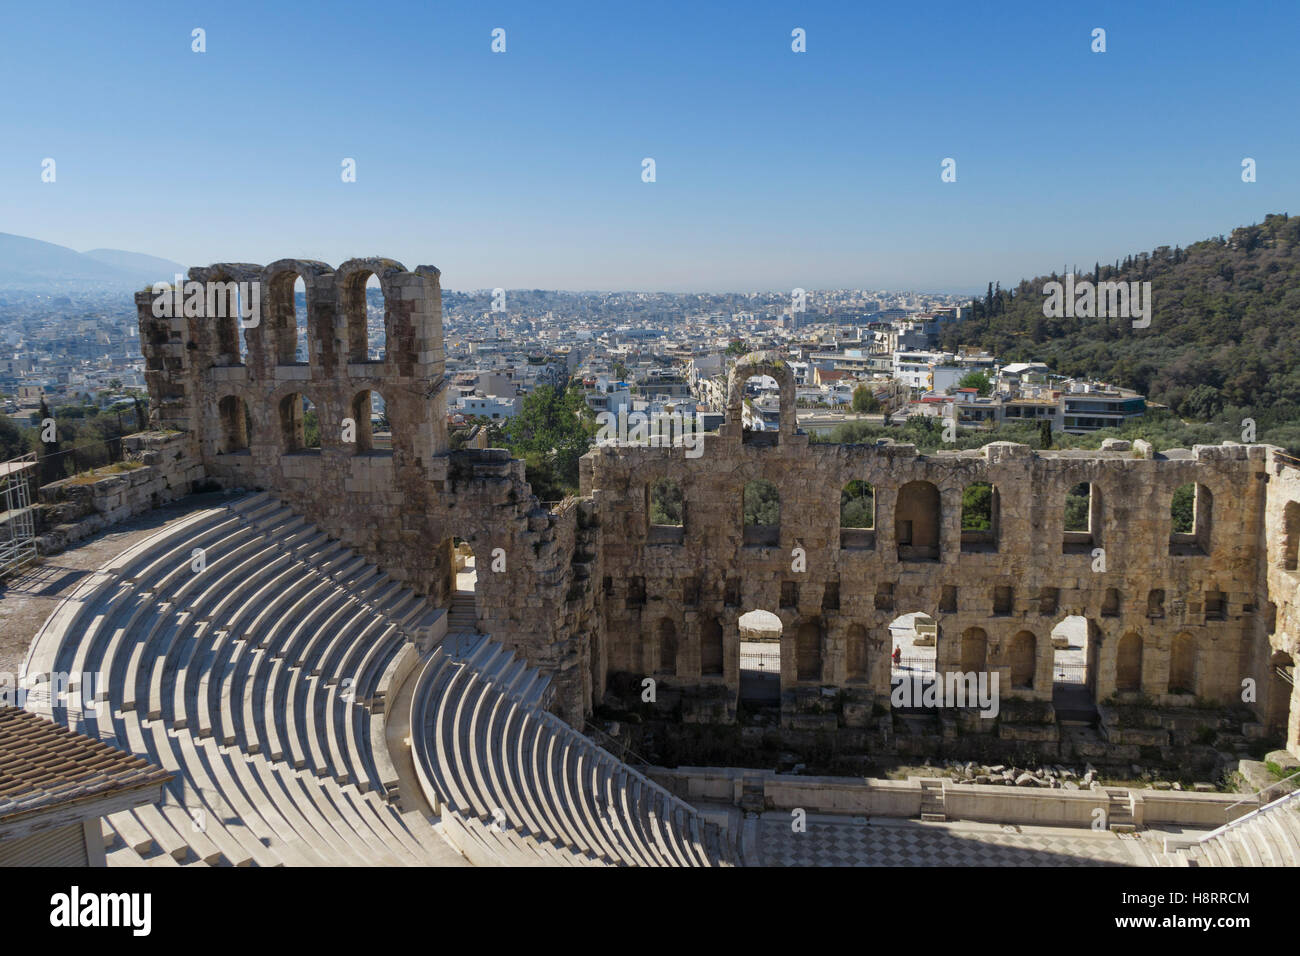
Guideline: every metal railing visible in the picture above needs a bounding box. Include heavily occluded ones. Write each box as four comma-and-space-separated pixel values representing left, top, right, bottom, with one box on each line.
1052, 662, 1087, 685
1221, 768, 1300, 821
891, 655, 937, 676
582, 719, 654, 768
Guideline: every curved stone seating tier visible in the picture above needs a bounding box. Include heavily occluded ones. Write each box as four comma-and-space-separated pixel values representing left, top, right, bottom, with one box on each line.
22, 494, 451, 866
1164, 788, 1300, 867
409, 636, 734, 867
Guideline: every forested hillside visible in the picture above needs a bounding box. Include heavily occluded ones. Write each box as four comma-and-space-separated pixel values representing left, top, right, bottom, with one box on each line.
942, 213, 1300, 427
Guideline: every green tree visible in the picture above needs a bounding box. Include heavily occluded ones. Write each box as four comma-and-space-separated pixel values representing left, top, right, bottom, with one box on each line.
961, 482, 994, 530
501, 381, 595, 498
840, 480, 874, 528
1170, 483, 1195, 534
303, 408, 321, 448
37, 399, 61, 483
957, 371, 992, 396
1064, 483, 1091, 532
649, 478, 684, 525
851, 385, 881, 414
743, 479, 779, 526
0, 415, 31, 461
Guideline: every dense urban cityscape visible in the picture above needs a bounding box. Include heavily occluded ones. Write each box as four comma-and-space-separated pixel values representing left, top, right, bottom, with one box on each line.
0, 279, 1149, 474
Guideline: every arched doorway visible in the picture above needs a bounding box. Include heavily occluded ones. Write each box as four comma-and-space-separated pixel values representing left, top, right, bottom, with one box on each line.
446, 537, 478, 642
738, 609, 781, 712
889, 611, 937, 712
1051, 615, 1097, 721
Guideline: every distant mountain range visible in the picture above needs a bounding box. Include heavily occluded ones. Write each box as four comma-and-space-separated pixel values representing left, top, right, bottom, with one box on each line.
0, 233, 186, 290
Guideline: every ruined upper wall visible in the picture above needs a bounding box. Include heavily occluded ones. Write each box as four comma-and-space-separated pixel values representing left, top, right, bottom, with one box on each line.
135, 259, 450, 593
133, 260, 599, 722
583, 387, 1281, 717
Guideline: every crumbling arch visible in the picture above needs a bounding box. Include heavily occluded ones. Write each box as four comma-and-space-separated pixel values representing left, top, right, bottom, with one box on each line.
895, 480, 941, 560
337, 258, 407, 365
191, 263, 262, 367
264, 266, 311, 366
279, 391, 322, 453
725, 351, 797, 440
347, 389, 390, 454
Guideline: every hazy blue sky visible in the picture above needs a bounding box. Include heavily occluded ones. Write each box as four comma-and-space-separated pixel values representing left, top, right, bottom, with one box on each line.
3, 0, 1296, 292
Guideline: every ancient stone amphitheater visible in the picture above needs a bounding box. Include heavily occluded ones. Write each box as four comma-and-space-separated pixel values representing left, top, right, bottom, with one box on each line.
7, 257, 1299, 866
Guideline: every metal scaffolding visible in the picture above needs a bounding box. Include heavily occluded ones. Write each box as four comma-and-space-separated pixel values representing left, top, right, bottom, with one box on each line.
0, 452, 38, 578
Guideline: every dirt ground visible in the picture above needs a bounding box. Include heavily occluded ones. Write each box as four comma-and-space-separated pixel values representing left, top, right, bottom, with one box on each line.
0, 494, 225, 678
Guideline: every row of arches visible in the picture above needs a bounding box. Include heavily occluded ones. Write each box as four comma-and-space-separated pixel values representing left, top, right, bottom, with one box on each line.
643, 612, 1221, 698
646, 477, 1216, 558
216, 390, 390, 455
196, 259, 424, 370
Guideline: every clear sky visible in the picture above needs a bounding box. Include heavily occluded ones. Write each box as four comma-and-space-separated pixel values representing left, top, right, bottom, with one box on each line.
2, 0, 1296, 292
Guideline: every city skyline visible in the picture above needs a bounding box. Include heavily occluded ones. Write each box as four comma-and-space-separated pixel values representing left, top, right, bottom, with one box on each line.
3, 1, 1297, 292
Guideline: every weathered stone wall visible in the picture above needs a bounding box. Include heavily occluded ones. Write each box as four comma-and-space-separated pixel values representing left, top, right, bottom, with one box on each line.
1261, 454, 1300, 754
584, 357, 1295, 751
34, 432, 204, 554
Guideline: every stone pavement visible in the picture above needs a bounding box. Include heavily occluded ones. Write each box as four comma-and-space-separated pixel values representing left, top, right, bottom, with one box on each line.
752, 813, 1155, 866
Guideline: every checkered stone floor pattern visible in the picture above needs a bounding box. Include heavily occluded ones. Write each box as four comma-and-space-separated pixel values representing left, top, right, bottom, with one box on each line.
757, 816, 1145, 866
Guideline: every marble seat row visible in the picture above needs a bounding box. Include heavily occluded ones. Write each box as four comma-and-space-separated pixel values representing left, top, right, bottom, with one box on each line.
409, 635, 734, 867
23, 493, 452, 866
1173, 788, 1300, 867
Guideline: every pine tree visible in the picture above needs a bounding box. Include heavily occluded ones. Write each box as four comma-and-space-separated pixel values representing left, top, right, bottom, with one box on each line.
37, 398, 61, 484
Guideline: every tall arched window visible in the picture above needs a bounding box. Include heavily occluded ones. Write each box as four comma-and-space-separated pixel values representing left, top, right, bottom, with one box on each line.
896, 481, 941, 560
